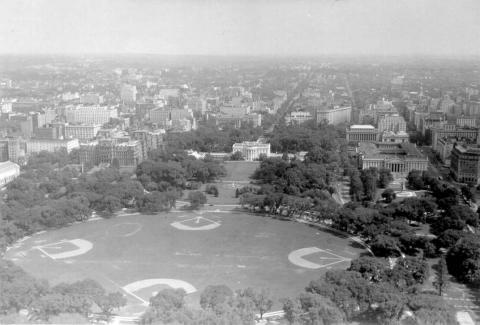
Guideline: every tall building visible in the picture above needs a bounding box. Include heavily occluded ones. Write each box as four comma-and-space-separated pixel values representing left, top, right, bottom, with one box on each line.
377, 114, 406, 133
315, 106, 351, 125
346, 125, 379, 142
232, 139, 270, 161
0, 137, 25, 164
451, 144, 480, 184
132, 129, 165, 159
121, 84, 137, 103
65, 105, 118, 125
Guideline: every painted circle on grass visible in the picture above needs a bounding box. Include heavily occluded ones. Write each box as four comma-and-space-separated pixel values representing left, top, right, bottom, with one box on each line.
106, 222, 143, 237
288, 247, 350, 269
170, 216, 221, 230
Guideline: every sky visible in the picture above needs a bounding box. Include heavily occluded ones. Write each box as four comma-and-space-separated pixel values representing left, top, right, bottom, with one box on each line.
0, 0, 479, 57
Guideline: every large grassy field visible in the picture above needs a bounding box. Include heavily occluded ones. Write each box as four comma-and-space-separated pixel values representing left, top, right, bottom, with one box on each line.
5, 210, 364, 315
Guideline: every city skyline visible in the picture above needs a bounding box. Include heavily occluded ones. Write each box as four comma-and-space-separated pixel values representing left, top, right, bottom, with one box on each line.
1, 0, 480, 57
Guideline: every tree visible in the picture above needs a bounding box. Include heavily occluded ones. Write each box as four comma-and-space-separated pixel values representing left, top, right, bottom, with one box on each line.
231, 151, 244, 161
360, 168, 378, 201
371, 235, 401, 257
187, 191, 207, 209
446, 235, 480, 286
95, 292, 127, 319
378, 168, 393, 188
236, 288, 273, 320
461, 185, 476, 203
407, 170, 425, 190
381, 188, 396, 203
200, 285, 233, 312
433, 256, 449, 296
349, 171, 364, 201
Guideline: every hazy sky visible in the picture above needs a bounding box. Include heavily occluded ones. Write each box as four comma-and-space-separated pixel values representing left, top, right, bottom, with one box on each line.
1, 0, 479, 56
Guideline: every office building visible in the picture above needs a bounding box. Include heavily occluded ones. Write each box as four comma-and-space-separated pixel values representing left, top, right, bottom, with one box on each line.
316, 106, 351, 125
378, 114, 406, 133
121, 84, 137, 103
26, 139, 79, 155
285, 111, 313, 125
65, 105, 118, 125
132, 129, 165, 159
451, 144, 480, 184
346, 125, 379, 142
65, 124, 102, 140
0, 161, 20, 187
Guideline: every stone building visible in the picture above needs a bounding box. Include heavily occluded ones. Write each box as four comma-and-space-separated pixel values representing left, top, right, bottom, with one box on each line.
357, 142, 428, 174
232, 139, 271, 161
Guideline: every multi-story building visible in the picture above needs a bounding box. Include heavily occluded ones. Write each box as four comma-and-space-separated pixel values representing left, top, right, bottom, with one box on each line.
132, 129, 165, 159
285, 111, 313, 125
315, 105, 351, 125
232, 139, 271, 161
431, 126, 480, 150
0, 137, 25, 163
121, 84, 137, 103
377, 114, 406, 133
346, 125, 379, 142
65, 105, 118, 125
215, 113, 262, 128
381, 131, 409, 143
0, 141, 8, 161
437, 138, 455, 166
65, 124, 101, 140
451, 144, 480, 184
34, 127, 58, 139
0, 161, 20, 187
357, 142, 428, 174
26, 139, 79, 155
79, 139, 143, 167
456, 116, 477, 128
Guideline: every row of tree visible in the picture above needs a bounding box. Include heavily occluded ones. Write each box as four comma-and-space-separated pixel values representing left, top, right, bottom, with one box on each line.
0, 260, 125, 322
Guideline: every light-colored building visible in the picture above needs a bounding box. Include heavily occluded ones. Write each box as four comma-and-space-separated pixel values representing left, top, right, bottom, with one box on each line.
451, 144, 480, 184
0, 161, 20, 187
26, 139, 79, 155
65, 124, 102, 140
316, 106, 351, 125
437, 138, 455, 166
358, 142, 428, 174
381, 130, 409, 143
121, 84, 137, 103
346, 125, 379, 142
378, 114, 406, 133
456, 116, 477, 128
232, 139, 271, 161
431, 126, 480, 150
285, 111, 313, 125
65, 105, 118, 125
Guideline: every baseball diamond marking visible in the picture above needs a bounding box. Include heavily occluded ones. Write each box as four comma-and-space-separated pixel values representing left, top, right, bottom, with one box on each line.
288, 247, 350, 269
35, 239, 93, 260
170, 216, 221, 230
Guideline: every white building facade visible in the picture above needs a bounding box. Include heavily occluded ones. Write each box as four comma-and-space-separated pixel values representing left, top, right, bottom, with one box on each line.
232, 140, 271, 161
0, 161, 20, 187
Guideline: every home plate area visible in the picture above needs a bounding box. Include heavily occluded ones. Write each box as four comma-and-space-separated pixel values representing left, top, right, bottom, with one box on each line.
170, 216, 221, 230
288, 247, 350, 269
122, 279, 197, 306
35, 239, 93, 260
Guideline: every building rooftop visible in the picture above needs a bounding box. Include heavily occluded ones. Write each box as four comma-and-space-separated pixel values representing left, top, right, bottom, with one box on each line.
350, 124, 375, 129
0, 161, 19, 173
358, 142, 426, 159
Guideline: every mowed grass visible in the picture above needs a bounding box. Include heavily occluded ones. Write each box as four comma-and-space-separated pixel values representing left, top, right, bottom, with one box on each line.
221, 161, 260, 182
183, 161, 260, 206
6, 211, 364, 310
